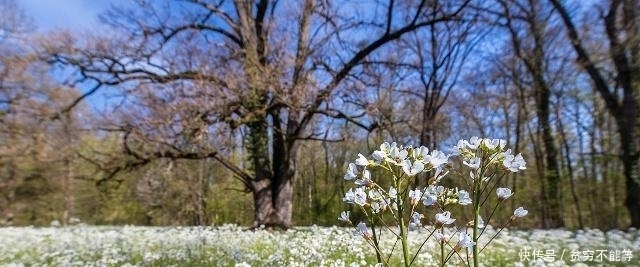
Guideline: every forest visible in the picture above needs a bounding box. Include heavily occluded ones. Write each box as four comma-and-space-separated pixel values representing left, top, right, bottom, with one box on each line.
1, 0, 639, 231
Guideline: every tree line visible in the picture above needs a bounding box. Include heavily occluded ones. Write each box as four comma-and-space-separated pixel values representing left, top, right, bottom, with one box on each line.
1, 0, 639, 229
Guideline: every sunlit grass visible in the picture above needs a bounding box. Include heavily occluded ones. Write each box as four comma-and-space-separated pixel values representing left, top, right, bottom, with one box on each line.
0, 225, 637, 266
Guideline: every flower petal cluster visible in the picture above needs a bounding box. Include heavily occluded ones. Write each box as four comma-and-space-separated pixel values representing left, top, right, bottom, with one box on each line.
342, 142, 452, 216
453, 137, 527, 175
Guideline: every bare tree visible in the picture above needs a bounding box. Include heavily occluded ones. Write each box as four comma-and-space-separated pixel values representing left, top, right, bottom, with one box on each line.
550, 0, 640, 228
497, 0, 565, 228
46, 0, 472, 228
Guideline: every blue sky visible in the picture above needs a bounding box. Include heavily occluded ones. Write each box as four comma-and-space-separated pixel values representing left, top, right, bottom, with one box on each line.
17, 0, 129, 113
19, 0, 119, 32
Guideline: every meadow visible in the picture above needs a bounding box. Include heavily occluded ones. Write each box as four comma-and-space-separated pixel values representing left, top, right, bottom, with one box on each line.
0, 225, 637, 267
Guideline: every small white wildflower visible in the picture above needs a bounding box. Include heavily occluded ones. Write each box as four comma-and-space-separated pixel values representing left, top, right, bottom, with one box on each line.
482, 138, 501, 150
513, 207, 528, 218
343, 188, 355, 203
402, 159, 424, 176
355, 169, 372, 186
465, 136, 481, 150
458, 190, 472, 205
452, 139, 466, 155
411, 212, 423, 227
344, 163, 358, 180
368, 188, 383, 200
355, 153, 369, 166
429, 150, 448, 168
496, 187, 514, 201
356, 222, 372, 239
435, 211, 456, 227
388, 187, 398, 199
503, 149, 526, 172
354, 187, 368, 206
409, 189, 422, 206
338, 211, 350, 222
389, 146, 408, 162
414, 146, 429, 160
455, 232, 474, 251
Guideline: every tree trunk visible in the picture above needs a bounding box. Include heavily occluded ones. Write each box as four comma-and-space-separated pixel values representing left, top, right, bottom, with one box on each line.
550, 0, 640, 228
618, 106, 640, 228
249, 171, 294, 229
537, 84, 564, 228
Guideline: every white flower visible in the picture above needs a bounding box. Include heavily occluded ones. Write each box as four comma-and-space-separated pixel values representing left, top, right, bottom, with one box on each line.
503, 150, 526, 172
456, 232, 474, 250
389, 146, 408, 162
496, 187, 513, 201
411, 212, 423, 226
435, 211, 456, 226
380, 142, 391, 152
371, 150, 386, 162
414, 146, 429, 160
344, 163, 358, 180
423, 194, 437, 206
463, 157, 481, 169
402, 159, 424, 176
513, 207, 528, 218
354, 187, 368, 206
388, 187, 398, 199
465, 136, 481, 150
429, 150, 449, 168
355, 169, 372, 186
409, 189, 422, 205
343, 188, 355, 203
368, 188, 383, 200
458, 190, 472, 205
452, 139, 466, 155
372, 200, 387, 213
355, 153, 369, 166
482, 138, 506, 150
422, 185, 441, 206
338, 211, 350, 222
356, 222, 372, 239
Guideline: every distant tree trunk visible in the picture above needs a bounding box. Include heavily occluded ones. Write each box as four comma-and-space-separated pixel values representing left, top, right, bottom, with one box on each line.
551, 0, 640, 227
501, 0, 564, 227
557, 102, 583, 228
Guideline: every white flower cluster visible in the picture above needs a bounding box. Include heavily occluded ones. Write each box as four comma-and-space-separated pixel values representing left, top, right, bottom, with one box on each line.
1, 225, 637, 266
340, 137, 530, 255
342, 142, 449, 214
452, 137, 526, 173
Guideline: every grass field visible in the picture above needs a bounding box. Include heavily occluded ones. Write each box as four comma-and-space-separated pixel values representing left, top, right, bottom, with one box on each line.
0, 225, 637, 266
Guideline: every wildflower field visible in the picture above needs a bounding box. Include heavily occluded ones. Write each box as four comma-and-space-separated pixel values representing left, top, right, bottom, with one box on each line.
0, 225, 637, 267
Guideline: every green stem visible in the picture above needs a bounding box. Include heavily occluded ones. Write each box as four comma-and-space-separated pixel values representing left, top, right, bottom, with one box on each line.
398, 198, 411, 267
440, 228, 445, 266
472, 204, 480, 267
473, 167, 483, 267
